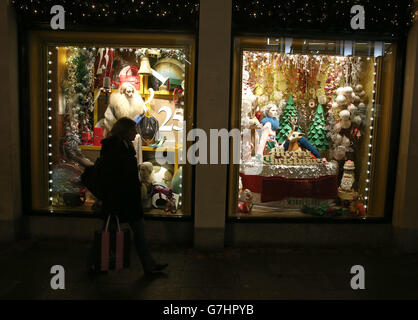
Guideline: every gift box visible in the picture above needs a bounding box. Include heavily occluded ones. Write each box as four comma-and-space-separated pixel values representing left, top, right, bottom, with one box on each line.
167, 78, 182, 91
93, 127, 103, 146
81, 132, 92, 145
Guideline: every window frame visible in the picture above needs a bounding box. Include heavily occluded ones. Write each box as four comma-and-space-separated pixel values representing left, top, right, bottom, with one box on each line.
227, 35, 401, 222
25, 31, 196, 219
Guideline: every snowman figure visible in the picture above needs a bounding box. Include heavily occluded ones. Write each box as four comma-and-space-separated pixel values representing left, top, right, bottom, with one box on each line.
340, 160, 356, 192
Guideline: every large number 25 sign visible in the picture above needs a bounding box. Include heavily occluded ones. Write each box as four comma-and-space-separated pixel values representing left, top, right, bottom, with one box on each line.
158, 106, 182, 132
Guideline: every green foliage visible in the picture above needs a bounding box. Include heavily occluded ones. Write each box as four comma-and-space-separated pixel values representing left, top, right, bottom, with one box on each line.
73, 53, 90, 94
308, 104, 329, 151
277, 95, 300, 144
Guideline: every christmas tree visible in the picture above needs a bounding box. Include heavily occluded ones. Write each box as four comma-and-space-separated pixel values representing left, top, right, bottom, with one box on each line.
308, 104, 329, 151
277, 95, 299, 144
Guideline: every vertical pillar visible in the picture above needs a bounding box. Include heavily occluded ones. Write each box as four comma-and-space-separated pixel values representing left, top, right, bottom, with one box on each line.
393, 2, 418, 252
194, 0, 232, 248
0, 0, 22, 242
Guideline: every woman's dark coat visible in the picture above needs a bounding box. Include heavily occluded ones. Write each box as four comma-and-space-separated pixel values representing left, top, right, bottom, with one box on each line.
99, 135, 143, 222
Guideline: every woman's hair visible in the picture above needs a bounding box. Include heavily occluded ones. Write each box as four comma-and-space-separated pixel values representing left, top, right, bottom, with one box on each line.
108, 117, 137, 140
263, 103, 277, 117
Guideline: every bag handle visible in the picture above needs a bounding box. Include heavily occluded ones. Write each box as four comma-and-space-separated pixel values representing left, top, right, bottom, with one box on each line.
141, 131, 157, 144
119, 65, 139, 77
104, 214, 121, 232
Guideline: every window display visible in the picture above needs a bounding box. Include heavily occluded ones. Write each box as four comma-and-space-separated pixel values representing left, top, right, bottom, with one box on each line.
29, 33, 194, 216
231, 38, 396, 219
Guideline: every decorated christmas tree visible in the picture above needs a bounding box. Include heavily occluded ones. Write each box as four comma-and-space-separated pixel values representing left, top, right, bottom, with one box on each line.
308, 104, 329, 151
277, 95, 299, 144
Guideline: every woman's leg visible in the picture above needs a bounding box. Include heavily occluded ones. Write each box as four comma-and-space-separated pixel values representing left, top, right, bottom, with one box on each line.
128, 218, 157, 271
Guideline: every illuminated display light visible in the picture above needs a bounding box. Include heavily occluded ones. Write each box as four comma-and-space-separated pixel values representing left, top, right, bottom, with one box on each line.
364, 57, 379, 210
47, 52, 54, 209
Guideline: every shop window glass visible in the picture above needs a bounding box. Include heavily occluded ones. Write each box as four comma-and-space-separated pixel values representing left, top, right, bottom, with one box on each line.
29, 33, 194, 216
231, 37, 396, 219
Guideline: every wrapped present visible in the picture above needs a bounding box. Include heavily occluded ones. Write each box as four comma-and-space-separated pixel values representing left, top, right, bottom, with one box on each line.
167, 78, 183, 91
81, 132, 92, 145
93, 127, 103, 146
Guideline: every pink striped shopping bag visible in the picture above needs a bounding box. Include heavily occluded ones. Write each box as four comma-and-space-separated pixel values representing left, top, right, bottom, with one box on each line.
94, 215, 130, 271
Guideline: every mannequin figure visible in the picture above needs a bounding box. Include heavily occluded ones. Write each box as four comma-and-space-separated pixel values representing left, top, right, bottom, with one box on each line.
255, 104, 280, 157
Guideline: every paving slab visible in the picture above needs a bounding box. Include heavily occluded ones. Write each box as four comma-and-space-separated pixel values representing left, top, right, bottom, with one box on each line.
1, 239, 417, 300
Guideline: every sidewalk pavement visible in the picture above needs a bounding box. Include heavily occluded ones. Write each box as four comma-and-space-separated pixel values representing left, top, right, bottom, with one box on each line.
0, 239, 417, 300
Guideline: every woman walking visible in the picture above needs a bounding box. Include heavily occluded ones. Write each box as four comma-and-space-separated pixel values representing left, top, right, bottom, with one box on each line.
89, 117, 167, 275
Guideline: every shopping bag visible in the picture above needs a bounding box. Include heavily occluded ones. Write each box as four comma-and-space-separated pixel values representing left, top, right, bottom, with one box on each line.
119, 66, 142, 91
137, 114, 159, 145
94, 215, 131, 271
93, 127, 103, 146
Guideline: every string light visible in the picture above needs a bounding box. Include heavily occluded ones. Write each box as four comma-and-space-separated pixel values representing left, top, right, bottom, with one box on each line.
47, 47, 55, 213
10, 1, 412, 33
364, 54, 378, 212
232, 0, 413, 36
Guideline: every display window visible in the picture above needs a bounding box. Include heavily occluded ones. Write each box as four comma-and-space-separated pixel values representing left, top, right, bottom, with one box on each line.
229, 37, 397, 219
28, 32, 195, 217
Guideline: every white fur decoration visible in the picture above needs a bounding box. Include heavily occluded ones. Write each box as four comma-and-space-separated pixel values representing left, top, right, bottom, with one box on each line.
104, 82, 148, 133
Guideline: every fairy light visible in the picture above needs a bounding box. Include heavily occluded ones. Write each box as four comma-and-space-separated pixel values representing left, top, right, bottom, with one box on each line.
179, 168, 183, 207
364, 59, 378, 211
48, 47, 54, 213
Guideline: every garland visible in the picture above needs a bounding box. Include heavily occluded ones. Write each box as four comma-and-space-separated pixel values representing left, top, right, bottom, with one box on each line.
61, 47, 95, 159
135, 48, 188, 64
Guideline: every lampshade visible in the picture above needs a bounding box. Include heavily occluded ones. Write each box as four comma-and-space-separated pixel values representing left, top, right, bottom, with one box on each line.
139, 56, 152, 75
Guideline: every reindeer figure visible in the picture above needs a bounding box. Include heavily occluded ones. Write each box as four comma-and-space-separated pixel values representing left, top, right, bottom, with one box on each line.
285, 118, 304, 152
